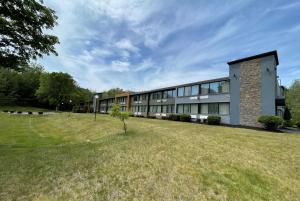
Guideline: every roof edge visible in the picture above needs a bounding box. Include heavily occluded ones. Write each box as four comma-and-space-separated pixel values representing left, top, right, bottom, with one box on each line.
227, 50, 279, 66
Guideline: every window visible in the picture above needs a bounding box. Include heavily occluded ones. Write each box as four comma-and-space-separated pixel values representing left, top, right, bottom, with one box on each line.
149, 106, 154, 112
162, 105, 167, 113
209, 82, 219, 94
191, 104, 198, 114
133, 96, 138, 102
208, 103, 219, 114
184, 104, 190, 114
157, 106, 161, 113
191, 85, 199, 96
220, 81, 229, 93
163, 91, 168, 99
140, 94, 147, 101
167, 90, 176, 98
184, 86, 191, 96
177, 104, 184, 114
201, 83, 209, 95
151, 92, 161, 100
140, 106, 147, 112
219, 103, 229, 115
172, 89, 176, 97
178, 87, 184, 97
167, 105, 174, 113
150, 105, 161, 113
201, 104, 208, 114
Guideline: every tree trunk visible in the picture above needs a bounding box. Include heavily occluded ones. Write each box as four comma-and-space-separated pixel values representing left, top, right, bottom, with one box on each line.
123, 120, 127, 134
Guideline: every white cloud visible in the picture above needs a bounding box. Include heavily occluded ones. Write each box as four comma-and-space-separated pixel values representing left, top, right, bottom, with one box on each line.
40, 0, 299, 91
111, 60, 130, 72
115, 39, 139, 52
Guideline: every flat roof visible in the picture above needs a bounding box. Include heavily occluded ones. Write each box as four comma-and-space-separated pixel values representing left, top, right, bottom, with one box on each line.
97, 77, 229, 100
227, 50, 279, 66
132, 77, 229, 95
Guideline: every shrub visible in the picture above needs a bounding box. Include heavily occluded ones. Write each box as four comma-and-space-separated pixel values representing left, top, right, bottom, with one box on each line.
10, 111, 15, 113
17, 111, 22, 114
128, 112, 134, 117
28, 111, 32, 115
161, 116, 168, 120
169, 114, 180, 121
296, 121, 300, 129
283, 108, 292, 120
3, 110, 8, 113
257, 115, 283, 131
38, 112, 43, 115
179, 114, 191, 122
283, 120, 294, 128
207, 116, 221, 125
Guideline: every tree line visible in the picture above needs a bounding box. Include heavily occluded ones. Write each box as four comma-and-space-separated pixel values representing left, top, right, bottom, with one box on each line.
0, 64, 93, 110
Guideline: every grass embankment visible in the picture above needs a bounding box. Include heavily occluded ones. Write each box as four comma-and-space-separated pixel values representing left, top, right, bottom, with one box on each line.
0, 108, 299, 201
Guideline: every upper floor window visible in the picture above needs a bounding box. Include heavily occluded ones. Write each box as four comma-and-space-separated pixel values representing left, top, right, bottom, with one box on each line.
140, 94, 147, 101
209, 82, 219, 94
151, 92, 162, 100
184, 86, 191, 96
167, 89, 176, 98
219, 81, 229, 93
201, 83, 209, 95
163, 91, 168, 99
191, 85, 199, 96
178, 87, 184, 97
133, 96, 139, 102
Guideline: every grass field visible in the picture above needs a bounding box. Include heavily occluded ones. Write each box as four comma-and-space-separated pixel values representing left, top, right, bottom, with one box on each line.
0, 108, 299, 201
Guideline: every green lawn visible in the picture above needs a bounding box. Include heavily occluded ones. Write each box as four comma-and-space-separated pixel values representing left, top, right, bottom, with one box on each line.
0, 108, 299, 201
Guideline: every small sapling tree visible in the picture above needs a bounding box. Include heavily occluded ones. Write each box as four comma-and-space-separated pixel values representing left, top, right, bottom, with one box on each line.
110, 103, 130, 134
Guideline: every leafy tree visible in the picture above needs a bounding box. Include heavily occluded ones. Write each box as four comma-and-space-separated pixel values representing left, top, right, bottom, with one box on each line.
110, 103, 130, 134
0, 67, 19, 103
102, 88, 124, 98
286, 80, 300, 122
0, 0, 59, 69
36, 72, 77, 111
16, 64, 44, 99
283, 107, 291, 121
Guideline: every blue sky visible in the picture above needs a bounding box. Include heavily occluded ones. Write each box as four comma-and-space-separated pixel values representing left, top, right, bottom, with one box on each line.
40, 0, 300, 92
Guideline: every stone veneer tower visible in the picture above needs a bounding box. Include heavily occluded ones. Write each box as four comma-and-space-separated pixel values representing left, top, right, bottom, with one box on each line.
228, 51, 279, 127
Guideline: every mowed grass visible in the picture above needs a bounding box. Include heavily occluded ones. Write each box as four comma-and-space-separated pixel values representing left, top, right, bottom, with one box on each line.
0, 109, 299, 201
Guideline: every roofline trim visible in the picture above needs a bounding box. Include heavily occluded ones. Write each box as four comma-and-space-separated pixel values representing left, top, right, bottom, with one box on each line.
227, 50, 279, 66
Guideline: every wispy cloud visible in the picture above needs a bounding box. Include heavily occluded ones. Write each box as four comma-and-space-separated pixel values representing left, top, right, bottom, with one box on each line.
40, 0, 300, 91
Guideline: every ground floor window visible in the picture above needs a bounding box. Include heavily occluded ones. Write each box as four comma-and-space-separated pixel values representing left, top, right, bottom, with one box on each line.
150, 105, 161, 113
167, 105, 174, 113
219, 103, 229, 115
177, 104, 184, 114
120, 106, 127, 111
140, 105, 147, 112
177, 103, 229, 115
131, 106, 139, 112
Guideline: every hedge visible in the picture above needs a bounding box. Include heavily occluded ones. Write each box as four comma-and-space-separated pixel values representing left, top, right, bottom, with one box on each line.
207, 116, 221, 125
168, 114, 180, 121
257, 115, 283, 131
179, 114, 191, 122
296, 121, 300, 129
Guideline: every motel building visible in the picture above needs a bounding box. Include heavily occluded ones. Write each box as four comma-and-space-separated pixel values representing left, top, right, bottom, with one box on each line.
93, 51, 285, 127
